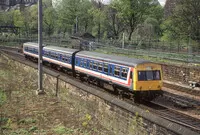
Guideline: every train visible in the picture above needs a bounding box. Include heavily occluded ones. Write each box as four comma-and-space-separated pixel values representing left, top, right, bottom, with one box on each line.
23, 42, 163, 101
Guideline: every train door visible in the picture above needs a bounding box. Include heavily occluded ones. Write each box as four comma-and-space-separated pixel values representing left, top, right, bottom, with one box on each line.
108, 64, 114, 83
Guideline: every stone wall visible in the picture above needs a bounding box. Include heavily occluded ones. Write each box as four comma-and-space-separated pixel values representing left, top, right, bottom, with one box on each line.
162, 64, 200, 83
43, 75, 176, 135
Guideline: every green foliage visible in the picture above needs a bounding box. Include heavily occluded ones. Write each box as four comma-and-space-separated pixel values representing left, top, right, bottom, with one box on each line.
0, 90, 6, 106
29, 126, 38, 132
82, 114, 92, 127
18, 118, 36, 124
13, 10, 24, 27
53, 125, 74, 134
12, 128, 30, 135
162, 0, 200, 44
111, 0, 154, 40
43, 6, 57, 36
55, 0, 93, 35
89, 6, 107, 39
0, 0, 164, 41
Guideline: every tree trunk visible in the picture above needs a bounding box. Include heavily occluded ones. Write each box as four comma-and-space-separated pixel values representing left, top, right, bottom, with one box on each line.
128, 30, 134, 41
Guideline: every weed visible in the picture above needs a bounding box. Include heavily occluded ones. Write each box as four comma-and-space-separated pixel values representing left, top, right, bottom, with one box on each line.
29, 126, 38, 132
18, 118, 36, 124
82, 114, 92, 127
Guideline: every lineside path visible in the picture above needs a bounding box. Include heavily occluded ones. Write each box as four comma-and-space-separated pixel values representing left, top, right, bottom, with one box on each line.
1, 49, 200, 135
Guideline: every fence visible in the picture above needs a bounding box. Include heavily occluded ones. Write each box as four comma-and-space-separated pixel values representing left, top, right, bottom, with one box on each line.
0, 35, 200, 63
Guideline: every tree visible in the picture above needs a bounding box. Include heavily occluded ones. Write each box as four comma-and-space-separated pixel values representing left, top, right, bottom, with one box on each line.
43, 6, 57, 36
173, 0, 200, 43
105, 5, 124, 39
162, 0, 200, 43
56, 0, 86, 35
111, 0, 152, 40
89, 0, 107, 40
77, 0, 93, 33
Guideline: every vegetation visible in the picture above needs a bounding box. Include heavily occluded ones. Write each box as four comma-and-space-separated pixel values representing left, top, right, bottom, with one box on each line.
0, 0, 199, 52
161, 0, 200, 44
0, 53, 150, 135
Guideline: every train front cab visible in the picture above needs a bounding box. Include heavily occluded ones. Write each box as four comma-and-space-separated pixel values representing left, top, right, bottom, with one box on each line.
133, 63, 163, 100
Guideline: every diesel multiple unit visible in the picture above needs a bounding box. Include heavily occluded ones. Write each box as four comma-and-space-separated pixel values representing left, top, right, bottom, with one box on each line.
23, 42, 163, 100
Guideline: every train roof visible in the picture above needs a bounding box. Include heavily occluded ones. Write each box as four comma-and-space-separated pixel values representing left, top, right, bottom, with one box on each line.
76, 51, 150, 66
43, 46, 78, 54
23, 42, 39, 48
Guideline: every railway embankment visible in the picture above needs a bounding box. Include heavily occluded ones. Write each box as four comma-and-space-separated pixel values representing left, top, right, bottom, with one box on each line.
1, 51, 199, 135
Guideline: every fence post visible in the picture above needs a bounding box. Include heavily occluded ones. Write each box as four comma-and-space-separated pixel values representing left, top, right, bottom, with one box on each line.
56, 75, 60, 97
122, 33, 125, 49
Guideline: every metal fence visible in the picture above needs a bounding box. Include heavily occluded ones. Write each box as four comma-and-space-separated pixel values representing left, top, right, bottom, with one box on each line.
0, 35, 200, 63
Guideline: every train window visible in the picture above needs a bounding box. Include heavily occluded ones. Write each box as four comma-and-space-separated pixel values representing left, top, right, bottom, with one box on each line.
138, 70, 161, 81
146, 71, 153, 80
80, 59, 85, 67
45, 51, 47, 56
98, 63, 103, 72
87, 60, 90, 69
138, 71, 146, 81
84, 60, 87, 68
114, 66, 120, 77
153, 70, 161, 80
103, 63, 108, 73
67, 56, 71, 63
55, 54, 58, 59
121, 68, 128, 78
75, 58, 79, 65
49, 52, 52, 58
62, 56, 65, 61
89, 61, 93, 69
93, 62, 97, 70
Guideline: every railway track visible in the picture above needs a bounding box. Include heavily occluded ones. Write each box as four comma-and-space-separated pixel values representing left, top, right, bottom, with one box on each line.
162, 91, 200, 108
163, 81, 200, 97
146, 101, 200, 132
1, 47, 200, 134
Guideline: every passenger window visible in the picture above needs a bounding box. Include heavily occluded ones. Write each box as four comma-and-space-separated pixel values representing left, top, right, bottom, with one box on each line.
62, 56, 65, 61
87, 60, 90, 68
75, 58, 79, 65
98, 63, 103, 72
84, 60, 87, 68
103, 63, 108, 73
90, 61, 93, 69
55, 54, 58, 59
114, 66, 120, 77
121, 68, 128, 78
93, 62, 97, 70
80, 59, 84, 67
